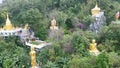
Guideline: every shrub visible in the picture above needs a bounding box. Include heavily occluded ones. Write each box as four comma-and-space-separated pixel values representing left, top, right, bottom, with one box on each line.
68, 55, 93, 68
71, 30, 95, 56
108, 52, 120, 68
98, 23, 120, 52
96, 52, 109, 68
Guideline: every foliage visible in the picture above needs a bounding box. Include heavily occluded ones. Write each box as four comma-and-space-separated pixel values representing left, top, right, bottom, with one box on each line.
82, 15, 95, 28
108, 52, 120, 67
0, 0, 120, 68
96, 52, 109, 68
68, 55, 93, 68
43, 61, 59, 68
71, 30, 95, 56
98, 22, 120, 52
0, 38, 30, 68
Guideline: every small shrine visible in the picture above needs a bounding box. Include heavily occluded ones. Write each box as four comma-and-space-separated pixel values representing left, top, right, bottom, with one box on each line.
89, 3, 106, 33
0, 14, 33, 42
89, 39, 100, 56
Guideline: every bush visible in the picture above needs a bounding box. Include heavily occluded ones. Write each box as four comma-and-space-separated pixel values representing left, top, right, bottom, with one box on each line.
68, 55, 93, 68
71, 30, 95, 56
0, 40, 30, 68
98, 23, 120, 52
108, 52, 120, 68
96, 52, 109, 68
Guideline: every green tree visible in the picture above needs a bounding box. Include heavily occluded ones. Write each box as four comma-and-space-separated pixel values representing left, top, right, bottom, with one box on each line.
96, 52, 109, 68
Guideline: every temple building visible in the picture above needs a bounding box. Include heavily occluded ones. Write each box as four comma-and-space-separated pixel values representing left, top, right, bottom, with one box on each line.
0, 14, 22, 36
0, 14, 32, 42
89, 3, 106, 33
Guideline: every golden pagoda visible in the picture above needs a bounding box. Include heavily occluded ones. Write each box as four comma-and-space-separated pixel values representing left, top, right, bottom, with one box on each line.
0, 13, 31, 38
91, 3, 101, 16
3, 14, 14, 30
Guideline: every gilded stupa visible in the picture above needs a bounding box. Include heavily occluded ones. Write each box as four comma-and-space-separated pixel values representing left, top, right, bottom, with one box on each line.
0, 14, 30, 37
89, 3, 106, 33
3, 14, 15, 30
91, 3, 101, 16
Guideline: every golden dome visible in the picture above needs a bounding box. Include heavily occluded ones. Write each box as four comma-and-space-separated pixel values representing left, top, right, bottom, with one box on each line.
3, 14, 14, 30
91, 3, 101, 16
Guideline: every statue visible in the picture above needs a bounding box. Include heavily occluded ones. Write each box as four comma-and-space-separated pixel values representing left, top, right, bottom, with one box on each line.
24, 24, 29, 30
50, 19, 58, 30
89, 39, 100, 56
30, 46, 37, 68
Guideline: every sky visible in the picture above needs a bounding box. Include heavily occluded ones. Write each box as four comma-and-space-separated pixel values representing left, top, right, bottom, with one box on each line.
0, 0, 2, 3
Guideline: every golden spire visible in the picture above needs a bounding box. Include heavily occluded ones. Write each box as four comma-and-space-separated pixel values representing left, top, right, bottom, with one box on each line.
91, 3, 101, 16
3, 14, 14, 30
30, 46, 37, 68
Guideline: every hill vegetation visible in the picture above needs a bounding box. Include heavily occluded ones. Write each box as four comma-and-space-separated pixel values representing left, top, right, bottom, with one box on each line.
0, 0, 120, 68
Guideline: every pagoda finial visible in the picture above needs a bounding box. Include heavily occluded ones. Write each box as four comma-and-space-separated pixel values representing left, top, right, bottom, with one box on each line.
7, 13, 9, 19
95, 2, 98, 8
3, 13, 14, 30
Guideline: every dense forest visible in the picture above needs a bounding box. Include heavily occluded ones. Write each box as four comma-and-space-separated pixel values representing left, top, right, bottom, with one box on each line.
0, 0, 120, 68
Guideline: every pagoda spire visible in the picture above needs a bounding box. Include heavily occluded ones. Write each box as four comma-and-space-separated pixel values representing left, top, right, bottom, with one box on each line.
6, 13, 12, 25
3, 13, 14, 30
